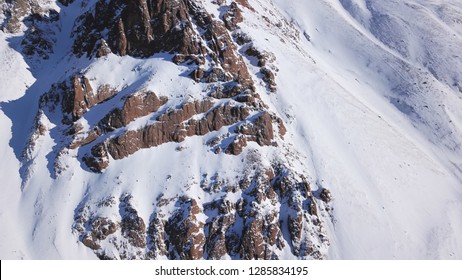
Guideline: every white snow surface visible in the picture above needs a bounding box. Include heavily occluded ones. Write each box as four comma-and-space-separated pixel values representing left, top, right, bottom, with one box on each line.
1, 0, 462, 259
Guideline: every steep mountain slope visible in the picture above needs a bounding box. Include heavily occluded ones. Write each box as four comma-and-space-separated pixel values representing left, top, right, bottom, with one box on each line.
269, 0, 462, 258
1, 0, 462, 259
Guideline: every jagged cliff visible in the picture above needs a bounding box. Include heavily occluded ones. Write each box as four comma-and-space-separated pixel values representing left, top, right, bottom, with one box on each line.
4, 0, 331, 259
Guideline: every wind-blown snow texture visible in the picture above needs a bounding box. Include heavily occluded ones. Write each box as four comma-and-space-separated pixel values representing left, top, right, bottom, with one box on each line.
1, 0, 462, 259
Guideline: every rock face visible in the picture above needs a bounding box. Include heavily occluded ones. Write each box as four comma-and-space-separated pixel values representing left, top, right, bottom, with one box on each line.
72, 166, 329, 260
37, 72, 283, 172
164, 198, 206, 259
1, 0, 58, 62
72, 0, 252, 86
25, 0, 290, 173
22, 0, 331, 260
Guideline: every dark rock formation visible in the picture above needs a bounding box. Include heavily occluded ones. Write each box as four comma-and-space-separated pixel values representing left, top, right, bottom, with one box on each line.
99, 90, 168, 132
235, 0, 254, 11
223, 2, 243, 31
62, 76, 117, 122
164, 198, 205, 260
37, 71, 284, 172
72, 0, 252, 88
22, 0, 331, 260
260, 67, 277, 92
73, 167, 329, 260
244, 46, 278, 91
320, 188, 332, 203
120, 194, 147, 248
103, 100, 248, 160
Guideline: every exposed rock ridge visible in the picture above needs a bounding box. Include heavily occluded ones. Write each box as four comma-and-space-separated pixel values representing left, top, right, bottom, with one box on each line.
73, 164, 330, 260
35, 71, 285, 172
72, 0, 253, 87
20, 0, 332, 261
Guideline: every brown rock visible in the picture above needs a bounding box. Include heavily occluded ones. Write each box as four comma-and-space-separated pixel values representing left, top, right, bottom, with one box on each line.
277, 118, 287, 138
320, 188, 332, 203
147, 213, 167, 258
100, 90, 168, 132
70, 75, 90, 120
288, 213, 303, 242
120, 194, 147, 248
237, 112, 274, 146
69, 127, 101, 149
91, 217, 118, 240
82, 233, 101, 250
223, 2, 244, 31
83, 143, 109, 173
205, 67, 229, 83
117, 18, 127, 56
72, 165, 329, 260
240, 218, 265, 259
212, 0, 226, 5
309, 199, 318, 216
79, 217, 118, 251
62, 76, 117, 121
205, 21, 253, 86
226, 135, 247, 155
164, 198, 205, 260
2, 0, 30, 33
244, 46, 274, 67
101, 99, 216, 161
189, 68, 205, 81
96, 38, 112, 57
260, 67, 277, 92
206, 209, 236, 259
71, 0, 255, 92
235, 0, 255, 11
234, 31, 252, 45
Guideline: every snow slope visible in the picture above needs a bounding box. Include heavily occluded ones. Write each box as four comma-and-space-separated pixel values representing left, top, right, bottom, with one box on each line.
266, 0, 462, 258
1, 0, 462, 259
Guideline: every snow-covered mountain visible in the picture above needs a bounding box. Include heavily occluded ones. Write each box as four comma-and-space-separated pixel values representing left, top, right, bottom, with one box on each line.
1, 0, 461, 259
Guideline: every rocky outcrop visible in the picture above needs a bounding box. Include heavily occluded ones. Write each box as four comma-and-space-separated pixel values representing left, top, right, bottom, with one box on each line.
237, 112, 274, 146
22, 0, 332, 260
320, 188, 332, 203
119, 194, 147, 249
82, 143, 110, 172
99, 90, 168, 132
81, 217, 118, 250
164, 198, 206, 260
73, 165, 329, 260
62, 76, 117, 122
72, 0, 252, 88
95, 38, 112, 57
93, 100, 250, 163
73, 194, 148, 259
19, 0, 284, 174
1, 0, 58, 62
223, 2, 243, 31
260, 67, 277, 92
1, 0, 33, 33
245, 46, 278, 92
37, 71, 284, 173
235, 0, 254, 11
